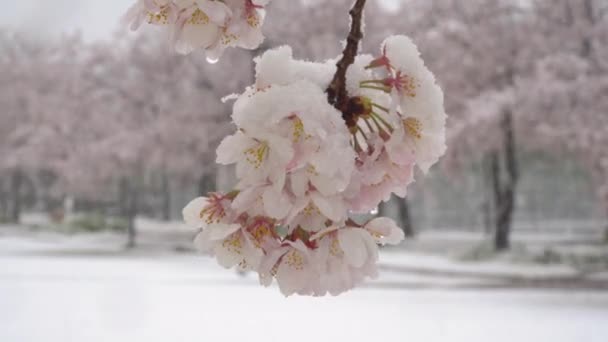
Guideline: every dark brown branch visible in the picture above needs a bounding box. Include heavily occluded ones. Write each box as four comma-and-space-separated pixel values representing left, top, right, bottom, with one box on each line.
327, 0, 367, 122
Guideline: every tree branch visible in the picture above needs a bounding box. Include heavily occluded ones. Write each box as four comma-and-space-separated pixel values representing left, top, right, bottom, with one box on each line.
327, 0, 367, 121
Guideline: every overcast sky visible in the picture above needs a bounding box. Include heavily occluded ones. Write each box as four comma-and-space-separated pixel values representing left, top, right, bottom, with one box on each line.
1, 0, 131, 41
1, 0, 400, 41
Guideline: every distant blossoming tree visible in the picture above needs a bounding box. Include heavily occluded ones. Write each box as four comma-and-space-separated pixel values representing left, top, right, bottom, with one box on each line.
517, 0, 608, 241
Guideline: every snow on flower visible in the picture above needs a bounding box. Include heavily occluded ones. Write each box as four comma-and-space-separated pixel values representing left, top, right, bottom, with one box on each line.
124, 0, 271, 58
181, 35, 446, 296
363, 35, 448, 174
339, 35, 447, 212
217, 73, 356, 230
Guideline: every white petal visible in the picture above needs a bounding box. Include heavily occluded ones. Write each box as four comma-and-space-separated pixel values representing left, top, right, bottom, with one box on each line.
174, 23, 220, 54
386, 129, 415, 166
275, 251, 308, 297
262, 187, 292, 220
193, 229, 213, 252
365, 217, 405, 245
258, 246, 289, 287
206, 223, 242, 241
267, 135, 295, 165
214, 241, 244, 269
241, 236, 264, 270
196, 0, 232, 25
290, 169, 309, 197
216, 132, 250, 165
338, 229, 368, 268
284, 197, 310, 226
310, 174, 340, 196
182, 197, 209, 228
231, 187, 263, 214
360, 230, 380, 262
269, 166, 287, 191
311, 193, 345, 222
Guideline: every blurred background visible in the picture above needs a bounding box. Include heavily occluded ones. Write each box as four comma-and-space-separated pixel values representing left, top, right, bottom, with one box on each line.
1, 0, 607, 341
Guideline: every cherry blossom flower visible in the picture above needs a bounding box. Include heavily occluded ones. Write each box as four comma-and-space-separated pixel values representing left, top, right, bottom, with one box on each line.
286, 191, 348, 233
312, 226, 379, 296
183, 193, 269, 271
216, 128, 294, 190
179, 36, 445, 296
364, 35, 448, 173
363, 217, 406, 245
172, 1, 231, 55
182, 193, 234, 229
230, 183, 293, 220
205, 0, 269, 60
124, 0, 272, 59
124, 0, 177, 31
258, 239, 321, 296
217, 71, 355, 224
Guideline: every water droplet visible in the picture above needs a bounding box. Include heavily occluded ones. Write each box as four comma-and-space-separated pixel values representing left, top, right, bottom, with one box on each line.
369, 207, 379, 215
206, 56, 219, 64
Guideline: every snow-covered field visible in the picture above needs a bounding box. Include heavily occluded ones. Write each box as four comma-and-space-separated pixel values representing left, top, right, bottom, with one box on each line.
1, 225, 607, 342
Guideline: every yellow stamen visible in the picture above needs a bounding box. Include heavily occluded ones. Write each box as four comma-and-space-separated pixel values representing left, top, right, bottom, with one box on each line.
146, 6, 171, 25
222, 233, 243, 254
403, 117, 423, 140
400, 75, 418, 98
187, 9, 209, 25
285, 250, 305, 270
251, 224, 272, 248
244, 142, 269, 169
330, 238, 344, 257
246, 13, 260, 27
306, 165, 319, 176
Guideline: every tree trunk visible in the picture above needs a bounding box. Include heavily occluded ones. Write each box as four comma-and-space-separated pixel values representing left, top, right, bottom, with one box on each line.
603, 207, 608, 244
491, 110, 519, 251
397, 198, 415, 238
581, 0, 595, 58
0, 178, 7, 220
126, 181, 138, 249
161, 172, 171, 221
10, 169, 23, 224
118, 178, 129, 218
481, 154, 495, 234
21, 173, 36, 211
118, 178, 137, 249
198, 173, 214, 196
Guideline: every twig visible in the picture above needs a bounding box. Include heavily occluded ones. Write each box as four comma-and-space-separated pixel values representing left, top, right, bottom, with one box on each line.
326, 0, 367, 121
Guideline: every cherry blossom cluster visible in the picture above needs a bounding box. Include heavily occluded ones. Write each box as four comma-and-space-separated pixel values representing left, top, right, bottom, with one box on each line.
183, 35, 447, 296
125, 0, 270, 59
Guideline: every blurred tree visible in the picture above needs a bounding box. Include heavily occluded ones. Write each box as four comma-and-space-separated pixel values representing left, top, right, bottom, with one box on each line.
266, 0, 392, 59
516, 0, 608, 241
0, 29, 245, 244
405, 0, 538, 250
1, 0, 606, 247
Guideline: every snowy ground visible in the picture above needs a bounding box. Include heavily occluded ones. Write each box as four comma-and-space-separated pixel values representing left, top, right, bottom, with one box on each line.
1, 222, 608, 342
